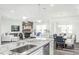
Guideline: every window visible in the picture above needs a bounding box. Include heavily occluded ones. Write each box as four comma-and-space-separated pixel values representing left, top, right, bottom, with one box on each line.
58, 25, 72, 33
36, 25, 47, 33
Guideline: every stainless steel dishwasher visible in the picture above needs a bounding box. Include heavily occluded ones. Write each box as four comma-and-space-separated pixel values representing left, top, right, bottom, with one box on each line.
43, 43, 49, 55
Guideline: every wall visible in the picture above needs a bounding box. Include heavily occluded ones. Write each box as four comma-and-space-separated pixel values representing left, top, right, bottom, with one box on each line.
49, 16, 79, 43
0, 4, 79, 42
0, 4, 39, 34
0, 16, 22, 34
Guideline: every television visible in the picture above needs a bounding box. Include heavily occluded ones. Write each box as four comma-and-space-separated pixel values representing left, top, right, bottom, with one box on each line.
11, 25, 20, 32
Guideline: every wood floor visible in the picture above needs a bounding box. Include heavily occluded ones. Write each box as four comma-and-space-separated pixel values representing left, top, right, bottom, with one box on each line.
54, 43, 79, 55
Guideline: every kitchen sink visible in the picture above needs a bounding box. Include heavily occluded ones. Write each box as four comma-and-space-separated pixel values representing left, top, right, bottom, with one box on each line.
10, 44, 36, 53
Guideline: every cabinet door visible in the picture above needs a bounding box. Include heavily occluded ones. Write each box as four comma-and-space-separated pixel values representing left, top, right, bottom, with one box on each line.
49, 40, 54, 55
29, 47, 43, 55
43, 43, 49, 55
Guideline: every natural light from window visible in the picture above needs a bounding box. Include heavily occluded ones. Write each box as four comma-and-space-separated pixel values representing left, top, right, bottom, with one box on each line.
58, 25, 72, 33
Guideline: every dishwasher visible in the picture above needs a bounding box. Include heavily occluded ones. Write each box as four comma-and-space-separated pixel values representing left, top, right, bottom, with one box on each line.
43, 43, 49, 55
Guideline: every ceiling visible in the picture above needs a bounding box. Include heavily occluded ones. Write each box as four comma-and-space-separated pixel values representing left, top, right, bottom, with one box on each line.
0, 4, 79, 20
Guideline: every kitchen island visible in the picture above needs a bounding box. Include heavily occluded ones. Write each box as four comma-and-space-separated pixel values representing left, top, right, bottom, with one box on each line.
0, 38, 54, 55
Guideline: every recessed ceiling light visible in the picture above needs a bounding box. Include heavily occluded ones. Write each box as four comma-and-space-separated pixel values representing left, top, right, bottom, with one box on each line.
22, 16, 28, 19
37, 20, 42, 23
50, 4, 54, 7
10, 10, 15, 13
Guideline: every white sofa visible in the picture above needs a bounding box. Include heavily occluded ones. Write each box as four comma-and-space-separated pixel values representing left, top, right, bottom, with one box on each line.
65, 34, 76, 48
1, 34, 19, 42
65, 39, 74, 46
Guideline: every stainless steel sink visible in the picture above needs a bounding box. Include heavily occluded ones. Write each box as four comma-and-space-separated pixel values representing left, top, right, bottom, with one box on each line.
10, 44, 36, 53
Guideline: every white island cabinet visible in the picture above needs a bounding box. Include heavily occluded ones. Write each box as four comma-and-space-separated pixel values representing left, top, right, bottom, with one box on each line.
29, 40, 54, 55
29, 47, 43, 55
49, 40, 54, 55
0, 39, 54, 55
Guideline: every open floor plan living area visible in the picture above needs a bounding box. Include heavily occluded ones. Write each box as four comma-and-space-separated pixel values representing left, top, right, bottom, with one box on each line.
0, 4, 79, 55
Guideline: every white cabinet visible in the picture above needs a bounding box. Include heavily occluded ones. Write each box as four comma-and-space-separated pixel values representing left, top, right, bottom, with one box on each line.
29, 47, 43, 55
29, 41, 54, 55
29, 43, 51, 55
49, 40, 54, 55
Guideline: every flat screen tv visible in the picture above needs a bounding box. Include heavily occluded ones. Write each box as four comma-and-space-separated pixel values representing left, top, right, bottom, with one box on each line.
11, 25, 20, 32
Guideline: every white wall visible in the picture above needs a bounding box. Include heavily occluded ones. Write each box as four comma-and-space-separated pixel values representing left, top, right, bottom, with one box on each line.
37, 4, 79, 43
0, 4, 40, 34
0, 16, 22, 34
0, 16, 1, 44
49, 16, 79, 43
0, 4, 79, 42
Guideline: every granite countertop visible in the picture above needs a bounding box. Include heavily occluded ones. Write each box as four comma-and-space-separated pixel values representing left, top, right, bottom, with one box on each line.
0, 38, 53, 55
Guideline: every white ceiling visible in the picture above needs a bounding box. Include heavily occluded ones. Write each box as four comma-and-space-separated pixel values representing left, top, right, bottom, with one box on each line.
0, 4, 79, 20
